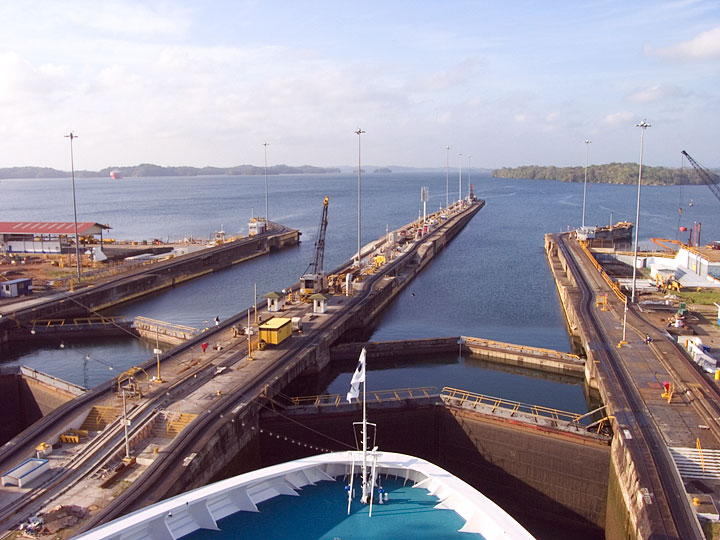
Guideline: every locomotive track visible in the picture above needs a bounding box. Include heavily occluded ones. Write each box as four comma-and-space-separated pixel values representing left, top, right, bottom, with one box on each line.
0, 199, 483, 534
557, 232, 702, 539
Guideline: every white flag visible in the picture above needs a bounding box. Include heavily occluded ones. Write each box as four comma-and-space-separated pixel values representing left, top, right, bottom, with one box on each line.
346, 348, 366, 402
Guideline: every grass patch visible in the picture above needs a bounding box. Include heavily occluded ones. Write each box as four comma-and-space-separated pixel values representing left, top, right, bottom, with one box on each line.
111, 480, 131, 497
677, 289, 720, 306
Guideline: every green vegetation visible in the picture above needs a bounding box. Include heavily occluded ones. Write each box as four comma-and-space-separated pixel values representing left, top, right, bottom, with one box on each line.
492, 163, 705, 186
677, 289, 720, 306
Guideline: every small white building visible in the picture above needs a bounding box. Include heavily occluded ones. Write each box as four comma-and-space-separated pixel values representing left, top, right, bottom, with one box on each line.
262, 291, 285, 312
310, 293, 328, 314
1, 278, 32, 298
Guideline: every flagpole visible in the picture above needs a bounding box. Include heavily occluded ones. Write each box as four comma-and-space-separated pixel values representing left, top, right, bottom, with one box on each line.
362, 356, 367, 503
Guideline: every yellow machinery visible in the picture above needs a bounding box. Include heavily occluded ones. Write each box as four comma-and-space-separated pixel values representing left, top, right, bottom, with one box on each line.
258, 317, 292, 346
655, 273, 681, 292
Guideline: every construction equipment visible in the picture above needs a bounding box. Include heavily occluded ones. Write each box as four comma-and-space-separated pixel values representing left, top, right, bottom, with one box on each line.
681, 151, 720, 205
300, 196, 329, 296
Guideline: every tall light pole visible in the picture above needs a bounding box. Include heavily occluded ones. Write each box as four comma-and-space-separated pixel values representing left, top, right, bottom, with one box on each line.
445, 145, 450, 208
65, 132, 81, 280
355, 128, 365, 266
631, 120, 651, 303
467, 154, 471, 198
263, 141, 269, 223
582, 139, 591, 228
457, 153, 463, 204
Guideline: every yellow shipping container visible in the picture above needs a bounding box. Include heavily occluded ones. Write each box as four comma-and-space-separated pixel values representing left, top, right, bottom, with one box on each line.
258, 317, 292, 345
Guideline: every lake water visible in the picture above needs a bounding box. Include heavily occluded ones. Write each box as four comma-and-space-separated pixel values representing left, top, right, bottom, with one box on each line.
3, 172, 719, 411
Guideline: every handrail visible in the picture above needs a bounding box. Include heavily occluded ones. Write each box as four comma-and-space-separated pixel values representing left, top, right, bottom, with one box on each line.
289, 387, 437, 407
441, 386, 584, 425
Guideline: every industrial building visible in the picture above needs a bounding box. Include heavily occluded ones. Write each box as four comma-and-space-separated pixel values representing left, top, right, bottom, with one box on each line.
0, 222, 110, 255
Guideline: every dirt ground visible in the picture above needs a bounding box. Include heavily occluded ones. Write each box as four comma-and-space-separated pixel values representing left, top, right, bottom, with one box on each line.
0, 253, 84, 292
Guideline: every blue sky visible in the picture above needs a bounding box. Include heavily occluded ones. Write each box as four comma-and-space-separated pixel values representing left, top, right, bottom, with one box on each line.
1, 1, 718, 170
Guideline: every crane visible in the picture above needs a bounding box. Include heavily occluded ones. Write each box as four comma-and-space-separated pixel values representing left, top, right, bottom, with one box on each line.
681, 150, 720, 205
300, 196, 329, 296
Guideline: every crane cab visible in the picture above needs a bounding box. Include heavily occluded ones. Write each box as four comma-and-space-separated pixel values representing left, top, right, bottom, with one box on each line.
300, 273, 327, 296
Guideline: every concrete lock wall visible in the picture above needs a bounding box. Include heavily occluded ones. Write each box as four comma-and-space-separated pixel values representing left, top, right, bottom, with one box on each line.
0, 370, 80, 446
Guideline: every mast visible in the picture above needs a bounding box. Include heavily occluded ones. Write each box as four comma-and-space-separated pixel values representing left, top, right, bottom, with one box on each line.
362, 359, 368, 503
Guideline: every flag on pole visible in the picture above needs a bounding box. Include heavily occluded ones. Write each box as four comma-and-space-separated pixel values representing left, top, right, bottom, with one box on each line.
346, 347, 366, 402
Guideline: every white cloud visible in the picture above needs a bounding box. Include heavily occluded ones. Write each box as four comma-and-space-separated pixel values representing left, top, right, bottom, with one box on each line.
628, 84, 685, 103
603, 111, 634, 125
652, 25, 720, 60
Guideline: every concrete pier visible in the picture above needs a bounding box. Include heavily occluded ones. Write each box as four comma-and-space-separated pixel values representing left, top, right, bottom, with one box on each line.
546, 232, 714, 540
331, 336, 585, 377
0, 223, 300, 343
0, 199, 487, 536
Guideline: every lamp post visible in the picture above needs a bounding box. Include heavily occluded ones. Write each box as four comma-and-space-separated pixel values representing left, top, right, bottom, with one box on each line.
467, 154, 471, 198
582, 139, 591, 228
263, 141, 270, 223
64, 132, 81, 279
355, 128, 365, 266
445, 145, 450, 208
631, 120, 651, 304
457, 153, 463, 204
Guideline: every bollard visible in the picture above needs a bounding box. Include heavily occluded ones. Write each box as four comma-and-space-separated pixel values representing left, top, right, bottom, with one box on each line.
716, 369, 720, 381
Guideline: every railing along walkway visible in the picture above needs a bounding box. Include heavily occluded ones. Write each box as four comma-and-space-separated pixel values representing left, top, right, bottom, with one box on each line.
441, 386, 596, 432
289, 387, 437, 408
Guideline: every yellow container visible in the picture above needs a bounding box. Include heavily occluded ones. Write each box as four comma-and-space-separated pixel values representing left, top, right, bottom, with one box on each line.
258, 318, 292, 345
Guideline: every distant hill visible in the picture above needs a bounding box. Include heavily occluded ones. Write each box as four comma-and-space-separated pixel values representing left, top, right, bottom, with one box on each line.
0, 164, 341, 180
492, 163, 708, 186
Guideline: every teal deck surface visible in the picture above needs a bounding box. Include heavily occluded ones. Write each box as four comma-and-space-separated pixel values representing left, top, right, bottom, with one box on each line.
183, 476, 485, 540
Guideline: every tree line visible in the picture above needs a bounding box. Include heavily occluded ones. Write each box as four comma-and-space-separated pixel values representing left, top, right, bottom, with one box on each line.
492, 163, 707, 186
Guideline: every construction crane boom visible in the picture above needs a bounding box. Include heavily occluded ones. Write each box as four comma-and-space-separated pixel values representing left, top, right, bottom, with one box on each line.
681, 150, 720, 204
300, 196, 329, 296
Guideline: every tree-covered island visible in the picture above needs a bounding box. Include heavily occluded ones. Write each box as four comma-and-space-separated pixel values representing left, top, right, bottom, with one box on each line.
492, 163, 710, 186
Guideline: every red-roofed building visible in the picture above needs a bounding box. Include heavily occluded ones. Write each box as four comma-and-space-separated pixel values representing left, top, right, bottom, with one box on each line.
0, 222, 111, 254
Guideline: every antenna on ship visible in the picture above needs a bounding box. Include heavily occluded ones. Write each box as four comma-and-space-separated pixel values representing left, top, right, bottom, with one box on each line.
346, 348, 377, 512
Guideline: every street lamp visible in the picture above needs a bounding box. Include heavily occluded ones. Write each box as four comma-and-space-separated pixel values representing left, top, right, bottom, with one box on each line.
64, 132, 81, 280
582, 139, 591, 228
355, 128, 365, 266
631, 120, 651, 303
467, 154, 471, 199
263, 141, 270, 223
445, 145, 450, 208
457, 153, 463, 204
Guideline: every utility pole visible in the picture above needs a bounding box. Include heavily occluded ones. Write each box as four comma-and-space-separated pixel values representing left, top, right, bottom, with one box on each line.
631, 120, 651, 303
65, 132, 81, 279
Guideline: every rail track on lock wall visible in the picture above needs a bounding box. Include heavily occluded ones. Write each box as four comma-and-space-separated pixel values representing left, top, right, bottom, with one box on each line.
555, 232, 702, 540
0, 200, 484, 533
78, 202, 483, 530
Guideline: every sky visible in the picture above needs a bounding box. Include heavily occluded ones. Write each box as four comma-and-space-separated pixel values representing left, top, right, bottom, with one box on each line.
1, 0, 719, 171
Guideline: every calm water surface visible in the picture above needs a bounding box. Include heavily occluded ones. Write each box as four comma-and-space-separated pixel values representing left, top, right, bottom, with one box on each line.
3, 173, 719, 412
